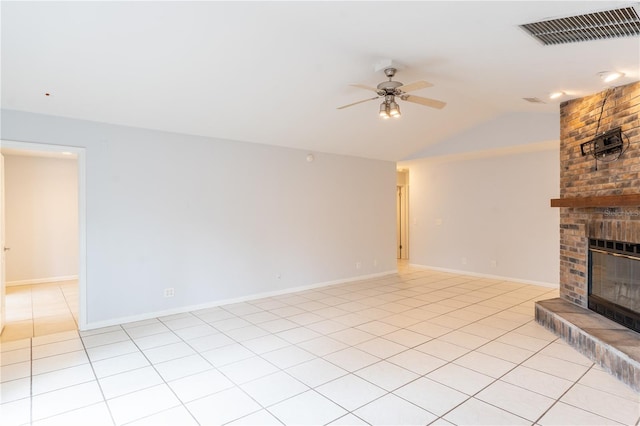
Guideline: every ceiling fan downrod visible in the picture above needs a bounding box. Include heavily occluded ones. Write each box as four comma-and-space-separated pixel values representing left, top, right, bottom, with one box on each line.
384, 68, 397, 79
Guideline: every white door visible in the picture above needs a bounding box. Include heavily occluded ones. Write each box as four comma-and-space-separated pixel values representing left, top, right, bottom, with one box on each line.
396, 184, 409, 260
1, 154, 6, 333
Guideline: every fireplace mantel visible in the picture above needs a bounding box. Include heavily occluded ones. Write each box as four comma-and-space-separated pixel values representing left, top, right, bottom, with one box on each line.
550, 194, 640, 208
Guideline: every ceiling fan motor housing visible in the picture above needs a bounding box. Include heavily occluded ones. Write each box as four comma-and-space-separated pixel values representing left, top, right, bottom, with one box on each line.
376, 68, 404, 96
376, 81, 402, 96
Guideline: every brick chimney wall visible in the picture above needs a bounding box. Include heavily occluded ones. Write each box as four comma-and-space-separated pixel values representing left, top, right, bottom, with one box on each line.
559, 81, 640, 307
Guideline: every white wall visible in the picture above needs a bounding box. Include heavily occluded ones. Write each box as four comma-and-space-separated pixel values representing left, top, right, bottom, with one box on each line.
4, 155, 78, 284
400, 111, 561, 286
1, 110, 397, 326
400, 143, 560, 285
405, 111, 560, 160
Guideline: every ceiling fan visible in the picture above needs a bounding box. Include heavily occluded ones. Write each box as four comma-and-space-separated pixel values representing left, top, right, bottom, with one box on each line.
337, 67, 446, 118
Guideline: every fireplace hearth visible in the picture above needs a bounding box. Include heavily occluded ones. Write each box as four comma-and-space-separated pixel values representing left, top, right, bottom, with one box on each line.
588, 239, 640, 333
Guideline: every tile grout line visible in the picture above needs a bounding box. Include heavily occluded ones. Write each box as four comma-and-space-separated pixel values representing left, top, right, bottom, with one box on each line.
59, 282, 79, 330
301, 278, 572, 423
168, 312, 288, 425
367, 308, 560, 423
165, 312, 309, 426
13, 268, 634, 425
123, 311, 301, 425
77, 327, 118, 426
237, 276, 554, 423
25, 332, 109, 424
157, 304, 381, 424
432, 336, 562, 424
112, 321, 202, 426
181, 274, 581, 424
530, 364, 593, 426
533, 363, 635, 426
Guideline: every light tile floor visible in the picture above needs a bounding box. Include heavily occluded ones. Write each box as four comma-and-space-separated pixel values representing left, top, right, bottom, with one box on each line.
1, 281, 78, 342
1, 268, 638, 425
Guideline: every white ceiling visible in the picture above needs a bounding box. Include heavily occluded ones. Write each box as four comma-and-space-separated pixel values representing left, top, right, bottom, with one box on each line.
2, 1, 639, 161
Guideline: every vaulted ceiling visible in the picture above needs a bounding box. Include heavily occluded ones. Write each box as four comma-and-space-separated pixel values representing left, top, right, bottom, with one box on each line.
2, 1, 639, 161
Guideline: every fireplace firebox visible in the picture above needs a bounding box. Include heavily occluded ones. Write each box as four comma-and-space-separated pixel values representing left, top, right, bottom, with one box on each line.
588, 238, 640, 333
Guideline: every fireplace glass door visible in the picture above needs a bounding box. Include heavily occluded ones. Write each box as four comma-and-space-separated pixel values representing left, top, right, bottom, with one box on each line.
588, 239, 640, 332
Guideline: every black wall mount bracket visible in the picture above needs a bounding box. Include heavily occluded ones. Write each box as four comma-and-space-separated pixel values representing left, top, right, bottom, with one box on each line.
581, 127, 623, 157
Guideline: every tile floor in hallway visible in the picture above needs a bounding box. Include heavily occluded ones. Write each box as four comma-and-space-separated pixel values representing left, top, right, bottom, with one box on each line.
1, 268, 639, 425
1, 280, 78, 342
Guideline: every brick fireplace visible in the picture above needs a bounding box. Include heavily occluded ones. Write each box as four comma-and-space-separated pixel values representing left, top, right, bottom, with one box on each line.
536, 80, 640, 391
557, 81, 640, 309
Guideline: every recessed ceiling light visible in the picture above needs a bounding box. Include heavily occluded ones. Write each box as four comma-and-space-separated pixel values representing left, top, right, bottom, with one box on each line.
61, 152, 73, 156
550, 91, 565, 99
523, 97, 545, 104
598, 71, 625, 83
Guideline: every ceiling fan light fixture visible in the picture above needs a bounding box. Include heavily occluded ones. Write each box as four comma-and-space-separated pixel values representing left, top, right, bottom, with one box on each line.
389, 101, 401, 117
379, 102, 390, 119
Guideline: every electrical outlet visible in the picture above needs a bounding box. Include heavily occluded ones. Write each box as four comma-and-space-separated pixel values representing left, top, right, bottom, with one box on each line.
490, 260, 497, 268
356, 262, 362, 270
163, 288, 175, 298
461, 257, 467, 265
373, 259, 378, 268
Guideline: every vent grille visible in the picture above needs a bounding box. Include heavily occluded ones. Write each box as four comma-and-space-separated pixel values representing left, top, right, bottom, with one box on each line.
523, 97, 545, 104
520, 6, 640, 45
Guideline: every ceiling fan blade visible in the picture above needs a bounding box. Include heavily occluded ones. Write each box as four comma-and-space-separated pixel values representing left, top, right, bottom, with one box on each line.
398, 80, 433, 93
337, 96, 380, 110
349, 83, 379, 92
402, 95, 446, 109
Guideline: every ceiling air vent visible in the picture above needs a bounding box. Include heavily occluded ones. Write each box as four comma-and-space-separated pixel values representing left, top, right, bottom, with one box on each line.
520, 6, 640, 45
523, 97, 545, 104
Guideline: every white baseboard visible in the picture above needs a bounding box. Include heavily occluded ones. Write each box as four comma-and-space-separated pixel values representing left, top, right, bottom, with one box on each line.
82, 269, 398, 331
7, 275, 79, 287
408, 263, 558, 289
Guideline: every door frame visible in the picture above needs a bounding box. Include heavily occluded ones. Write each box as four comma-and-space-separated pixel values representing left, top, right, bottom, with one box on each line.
397, 170, 409, 260
1, 154, 5, 333
1, 140, 87, 330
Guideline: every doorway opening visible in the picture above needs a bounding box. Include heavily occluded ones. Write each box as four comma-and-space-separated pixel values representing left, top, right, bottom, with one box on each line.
397, 169, 409, 260
0, 141, 86, 340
